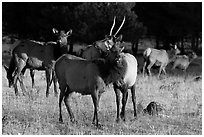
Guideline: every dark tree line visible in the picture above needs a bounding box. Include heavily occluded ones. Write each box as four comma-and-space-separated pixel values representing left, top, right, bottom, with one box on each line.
132, 2, 202, 53
2, 2, 202, 54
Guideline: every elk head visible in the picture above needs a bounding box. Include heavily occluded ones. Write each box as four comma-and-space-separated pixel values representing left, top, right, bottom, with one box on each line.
53, 28, 72, 47
170, 43, 180, 55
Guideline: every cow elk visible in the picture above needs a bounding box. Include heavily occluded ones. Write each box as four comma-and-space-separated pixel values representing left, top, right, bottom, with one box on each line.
171, 51, 197, 73
54, 44, 124, 127
143, 44, 180, 78
4, 28, 72, 97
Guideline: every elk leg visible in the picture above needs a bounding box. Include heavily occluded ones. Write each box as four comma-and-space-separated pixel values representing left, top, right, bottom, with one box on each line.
30, 69, 35, 88
59, 85, 66, 123
13, 71, 19, 96
45, 69, 51, 97
171, 63, 177, 70
183, 69, 187, 81
162, 67, 167, 75
147, 62, 154, 77
64, 89, 75, 123
113, 84, 121, 122
131, 83, 137, 118
52, 70, 58, 97
15, 59, 26, 95
17, 67, 26, 94
158, 66, 163, 78
120, 89, 128, 121
18, 73, 26, 96
142, 61, 147, 77
170, 63, 177, 75
91, 91, 99, 126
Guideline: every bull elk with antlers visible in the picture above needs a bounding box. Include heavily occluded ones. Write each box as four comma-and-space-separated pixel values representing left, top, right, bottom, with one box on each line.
81, 16, 126, 60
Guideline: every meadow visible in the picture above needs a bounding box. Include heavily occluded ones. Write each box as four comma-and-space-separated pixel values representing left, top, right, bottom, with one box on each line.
2, 51, 202, 135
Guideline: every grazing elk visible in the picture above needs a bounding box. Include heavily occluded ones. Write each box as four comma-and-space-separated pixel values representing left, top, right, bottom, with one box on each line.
55, 43, 125, 127
171, 51, 197, 74
4, 28, 72, 97
142, 44, 180, 78
81, 16, 125, 60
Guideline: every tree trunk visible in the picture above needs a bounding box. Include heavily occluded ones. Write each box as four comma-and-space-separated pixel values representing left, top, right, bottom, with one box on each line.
132, 39, 139, 55
155, 37, 159, 49
68, 37, 74, 54
195, 34, 199, 53
163, 39, 170, 50
191, 35, 195, 51
181, 37, 184, 54
69, 42, 73, 54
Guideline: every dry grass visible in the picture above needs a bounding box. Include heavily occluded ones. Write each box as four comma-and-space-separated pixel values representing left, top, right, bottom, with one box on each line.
2, 54, 202, 135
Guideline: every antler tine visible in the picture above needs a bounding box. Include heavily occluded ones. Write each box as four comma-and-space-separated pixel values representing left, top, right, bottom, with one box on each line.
109, 16, 116, 36
114, 16, 126, 37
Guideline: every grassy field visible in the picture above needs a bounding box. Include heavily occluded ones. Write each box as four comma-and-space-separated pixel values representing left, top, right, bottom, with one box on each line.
1, 52, 202, 135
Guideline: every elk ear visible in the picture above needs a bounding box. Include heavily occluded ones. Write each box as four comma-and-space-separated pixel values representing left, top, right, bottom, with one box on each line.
119, 42, 125, 52
52, 28, 59, 34
120, 46, 124, 52
4, 65, 9, 72
116, 34, 123, 42
66, 29, 72, 36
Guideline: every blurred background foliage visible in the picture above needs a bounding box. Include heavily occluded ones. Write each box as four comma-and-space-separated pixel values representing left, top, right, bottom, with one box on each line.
2, 2, 202, 54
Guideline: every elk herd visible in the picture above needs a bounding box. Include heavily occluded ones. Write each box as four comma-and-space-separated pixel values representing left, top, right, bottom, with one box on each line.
3, 16, 198, 127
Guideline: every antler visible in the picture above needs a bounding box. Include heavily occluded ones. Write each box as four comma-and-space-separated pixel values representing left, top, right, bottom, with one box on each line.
114, 16, 125, 37
109, 16, 116, 36
174, 44, 177, 49
52, 28, 58, 34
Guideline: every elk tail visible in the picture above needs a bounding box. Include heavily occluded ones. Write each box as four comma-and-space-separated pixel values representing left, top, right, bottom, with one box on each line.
143, 48, 152, 59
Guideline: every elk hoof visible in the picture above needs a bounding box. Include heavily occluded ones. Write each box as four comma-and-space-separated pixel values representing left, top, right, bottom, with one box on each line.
22, 92, 26, 96
120, 114, 126, 122
59, 118, 63, 123
94, 123, 103, 129
116, 118, 120, 123
70, 118, 76, 123
46, 92, 49, 98
130, 117, 137, 122
121, 118, 126, 122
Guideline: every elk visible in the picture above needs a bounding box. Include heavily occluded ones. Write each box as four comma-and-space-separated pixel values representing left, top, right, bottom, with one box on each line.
113, 52, 138, 122
54, 43, 125, 127
4, 28, 72, 97
171, 51, 197, 73
81, 16, 126, 60
142, 44, 180, 78
81, 16, 138, 122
